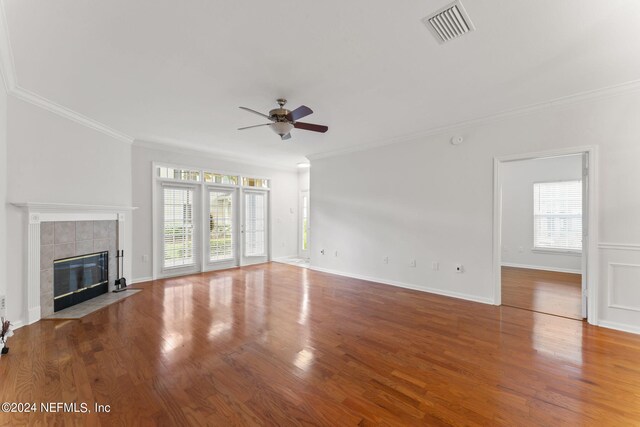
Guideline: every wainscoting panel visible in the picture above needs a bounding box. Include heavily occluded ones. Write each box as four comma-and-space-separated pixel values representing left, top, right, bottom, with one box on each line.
598, 243, 640, 334
608, 263, 640, 312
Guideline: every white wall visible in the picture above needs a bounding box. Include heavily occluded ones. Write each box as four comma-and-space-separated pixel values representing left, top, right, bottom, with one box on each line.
131, 143, 299, 281
0, 84, 7, 318
310, 90, 640, 333
6, 97, 132, 325
501, 155, 582, 273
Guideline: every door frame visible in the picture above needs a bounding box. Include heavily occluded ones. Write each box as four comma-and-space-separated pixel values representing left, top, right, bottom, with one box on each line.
299, 190, 310, 259
492, 145, 599, 325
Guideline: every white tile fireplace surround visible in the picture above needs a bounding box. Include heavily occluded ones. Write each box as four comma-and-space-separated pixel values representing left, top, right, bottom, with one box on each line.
12, 203, 137, 325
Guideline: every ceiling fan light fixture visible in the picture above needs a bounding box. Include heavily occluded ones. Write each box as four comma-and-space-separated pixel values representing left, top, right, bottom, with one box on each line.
270, 121, 294, 136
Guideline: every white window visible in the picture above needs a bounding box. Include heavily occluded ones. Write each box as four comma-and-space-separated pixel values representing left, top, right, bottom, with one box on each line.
158, 167, 200, 181
242, 177, 269, 188
533, 180, 582, 252
163, 186, 195, 268
209, 191, 234, 261
244, 192, 266, 256
204, 172, 238, 185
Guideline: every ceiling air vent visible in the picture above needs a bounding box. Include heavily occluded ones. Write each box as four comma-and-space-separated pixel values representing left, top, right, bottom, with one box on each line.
422, 0, 475, 44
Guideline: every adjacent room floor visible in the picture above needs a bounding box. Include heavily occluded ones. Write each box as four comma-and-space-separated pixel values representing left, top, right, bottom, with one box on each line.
2, 263, 639, 425
501, 266, 583, 320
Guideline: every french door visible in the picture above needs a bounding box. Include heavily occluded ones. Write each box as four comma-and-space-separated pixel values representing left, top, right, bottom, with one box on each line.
299, 190, 310, 258
242, 190, 269, 265
158, 182, 269, 278
161, 184, 200, 275
205, 187, 238, 270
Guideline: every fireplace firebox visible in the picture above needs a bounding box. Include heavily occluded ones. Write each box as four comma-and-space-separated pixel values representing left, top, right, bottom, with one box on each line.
53, 251, 109, 312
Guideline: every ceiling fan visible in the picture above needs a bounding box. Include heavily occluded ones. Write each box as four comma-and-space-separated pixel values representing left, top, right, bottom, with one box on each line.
238, 98, 328, 140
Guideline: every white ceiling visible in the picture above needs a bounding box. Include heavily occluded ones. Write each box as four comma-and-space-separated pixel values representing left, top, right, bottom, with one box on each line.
4, 0, 640, 167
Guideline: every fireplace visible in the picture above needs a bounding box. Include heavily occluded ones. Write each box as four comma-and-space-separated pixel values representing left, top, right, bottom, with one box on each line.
54, 251, 109, 312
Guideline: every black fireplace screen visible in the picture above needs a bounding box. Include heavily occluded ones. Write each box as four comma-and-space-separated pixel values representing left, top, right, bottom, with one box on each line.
53, 251, 108, 311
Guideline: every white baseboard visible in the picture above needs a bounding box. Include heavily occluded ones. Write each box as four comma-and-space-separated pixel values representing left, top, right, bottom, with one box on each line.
308, 266, 494, 305
598, 320, 640, 335
131, 276, 153, 284
501, 262, 582, 275
272, 255, 301, 262
10, 320, 24, 330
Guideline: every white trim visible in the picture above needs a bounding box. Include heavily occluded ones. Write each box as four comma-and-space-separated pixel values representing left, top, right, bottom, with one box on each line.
531, 248, 581, 256
599, 243, 640, 251
272, 255, 303, 262
134, 139, 297, 172
307, 80, 640, 162
308, 266, 494, 305
10, 86, 134, 143
501, 262, 582, 275
0, 2, 134, 144
598, 320, 640, 336
493, 146, 599, 325
0, 0, 16, 91
131, 277, 153, 284
11, 202, 137, 212
9, 320, 23, 331
607, 262, 640, 313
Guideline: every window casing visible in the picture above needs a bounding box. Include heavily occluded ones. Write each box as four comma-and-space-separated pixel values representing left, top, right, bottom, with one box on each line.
533, 180, 582, 252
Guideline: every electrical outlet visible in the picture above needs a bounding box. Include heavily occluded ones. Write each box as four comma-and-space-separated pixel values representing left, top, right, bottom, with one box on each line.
320, 249, 325, 255
0, 295, 5, 311
142, 254, 149, 263
383, 256, 389, 264
518, 246, 524, 253
432, 262, 439, 271
455, 264, 464, 273
409, 259, 416, 267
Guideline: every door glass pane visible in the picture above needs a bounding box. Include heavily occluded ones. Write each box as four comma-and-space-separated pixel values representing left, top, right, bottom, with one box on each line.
302, 195, 308, 250
163, 187, 195, 268
245, 193, 266, 256
209, 191, 234, 261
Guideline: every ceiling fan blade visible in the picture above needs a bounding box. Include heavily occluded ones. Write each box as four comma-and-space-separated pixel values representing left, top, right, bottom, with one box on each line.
239, 106, 272, 120
294, 122, 328, 133
238, 123, 271, 130
286, 105, 313, 121
281, 133, 292, 140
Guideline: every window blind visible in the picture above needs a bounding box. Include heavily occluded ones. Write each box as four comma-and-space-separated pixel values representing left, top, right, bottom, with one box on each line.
163, 187, 195, 268
533, 180, 582, 251
209, 191, 234, 261
245, 192, 266, 256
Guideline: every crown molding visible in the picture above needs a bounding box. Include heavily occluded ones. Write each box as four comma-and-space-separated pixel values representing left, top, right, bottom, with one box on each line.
0, 0, 134, 144
307, 78, 640, 162
133, 139, 298, 172
9, 85, 134, 143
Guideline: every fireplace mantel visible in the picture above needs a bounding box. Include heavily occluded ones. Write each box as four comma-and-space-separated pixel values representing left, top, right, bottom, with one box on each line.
12, 202, 137, 325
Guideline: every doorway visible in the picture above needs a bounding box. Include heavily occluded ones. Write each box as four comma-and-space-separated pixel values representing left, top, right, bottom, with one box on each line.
493, 147, 597, 324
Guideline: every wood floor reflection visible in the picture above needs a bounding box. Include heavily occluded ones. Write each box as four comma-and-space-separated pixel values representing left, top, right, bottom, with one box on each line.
502, 266, 583, 319
2, 263, 640, 425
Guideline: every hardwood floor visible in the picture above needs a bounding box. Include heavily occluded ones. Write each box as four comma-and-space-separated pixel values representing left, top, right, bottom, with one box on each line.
502, 266, 582, 319
2, 263, 640, 425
